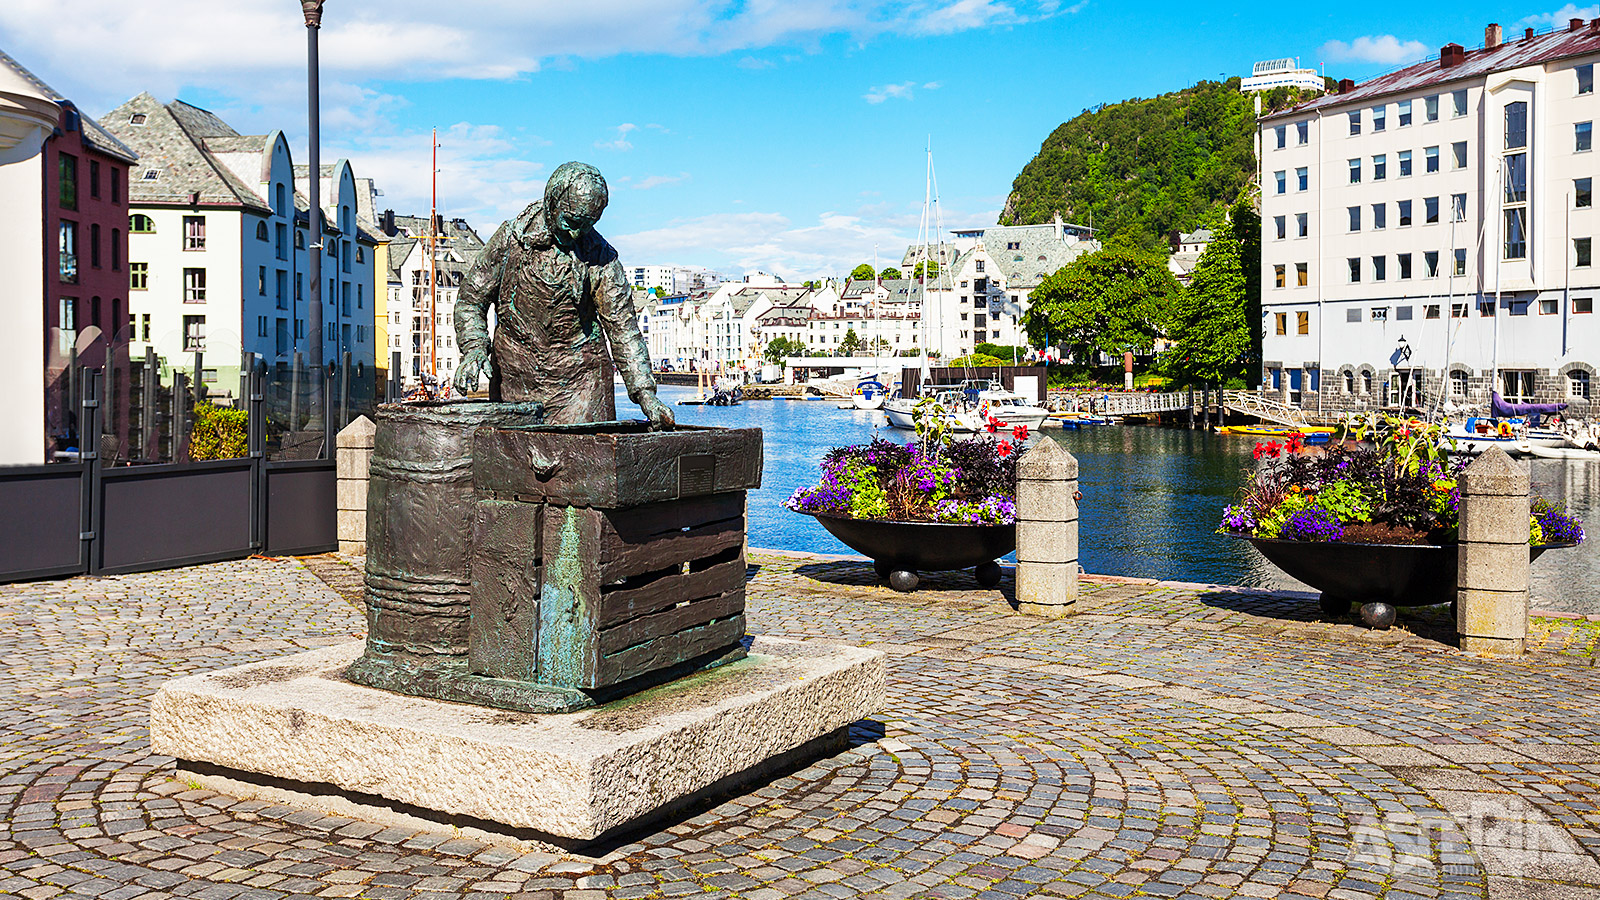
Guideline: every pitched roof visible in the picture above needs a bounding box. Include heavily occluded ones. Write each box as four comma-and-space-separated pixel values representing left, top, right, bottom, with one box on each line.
100, 93, 268, 211
1266, 21, 1600, 120
0, 48, 138, 164
979, 225, 1097, 289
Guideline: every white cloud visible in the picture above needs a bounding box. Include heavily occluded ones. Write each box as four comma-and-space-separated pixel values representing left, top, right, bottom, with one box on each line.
737, 56, 777, 70
595, 123, 638, 152
1319, 35, 1430, 65
634, 173, 691, 190
1519, 4, 1600, 28
325, 122, 546, 227
865, 81, 919, 103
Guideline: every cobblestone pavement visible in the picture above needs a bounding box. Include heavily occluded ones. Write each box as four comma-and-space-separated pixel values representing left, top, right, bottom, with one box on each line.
6, 551, 1600, 900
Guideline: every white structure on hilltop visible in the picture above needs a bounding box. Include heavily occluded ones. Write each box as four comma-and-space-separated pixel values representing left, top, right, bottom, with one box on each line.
1258, 20, 1599, 414
1242, 58, 1326, 94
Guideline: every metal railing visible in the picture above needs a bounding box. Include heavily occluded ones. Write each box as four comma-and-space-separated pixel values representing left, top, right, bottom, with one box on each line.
1221, 390, 1310, 427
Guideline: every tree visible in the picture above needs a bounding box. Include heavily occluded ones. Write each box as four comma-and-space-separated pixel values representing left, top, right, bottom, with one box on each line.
839, 328, 864, 356
849, 263, 876, 282
1022, 246, 1179, 364
1163, 204, 1252, 387
911, 259, 939, 279
764, 336, 803, 365
879, 267, 902, 280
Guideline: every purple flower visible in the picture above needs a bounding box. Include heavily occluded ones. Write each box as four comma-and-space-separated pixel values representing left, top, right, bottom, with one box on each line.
1281, 508, 1343, 542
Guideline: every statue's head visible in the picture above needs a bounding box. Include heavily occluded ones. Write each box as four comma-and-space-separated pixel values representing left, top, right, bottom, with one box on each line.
544, 161, 609, 250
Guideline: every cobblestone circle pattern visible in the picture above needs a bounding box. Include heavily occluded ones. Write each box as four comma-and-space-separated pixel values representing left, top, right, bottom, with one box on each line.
4, 551, 1600, 900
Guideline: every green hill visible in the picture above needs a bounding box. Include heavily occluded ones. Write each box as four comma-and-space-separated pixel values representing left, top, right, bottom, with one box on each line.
999, 78, 1327, 251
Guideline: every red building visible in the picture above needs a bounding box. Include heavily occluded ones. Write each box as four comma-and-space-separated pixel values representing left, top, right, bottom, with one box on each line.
41, 96, 138, 455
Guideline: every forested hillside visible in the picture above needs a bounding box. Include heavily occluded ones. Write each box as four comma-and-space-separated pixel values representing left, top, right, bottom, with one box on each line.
999, 79, 1325, 250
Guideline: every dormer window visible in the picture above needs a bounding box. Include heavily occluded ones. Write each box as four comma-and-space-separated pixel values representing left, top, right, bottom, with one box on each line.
142, 169, 161, 181
129, 113, 147, 126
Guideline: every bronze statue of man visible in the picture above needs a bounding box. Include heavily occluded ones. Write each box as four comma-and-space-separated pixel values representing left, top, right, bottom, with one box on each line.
453, 161, 674, 429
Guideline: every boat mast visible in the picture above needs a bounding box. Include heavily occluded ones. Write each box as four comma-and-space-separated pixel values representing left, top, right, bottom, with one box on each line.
428, 127, 439, 386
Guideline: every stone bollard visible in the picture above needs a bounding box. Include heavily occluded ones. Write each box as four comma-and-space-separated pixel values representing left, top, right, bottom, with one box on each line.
336, 416, 376, 556
1015, 439, 1079, 617
1457, 447, 1530, 655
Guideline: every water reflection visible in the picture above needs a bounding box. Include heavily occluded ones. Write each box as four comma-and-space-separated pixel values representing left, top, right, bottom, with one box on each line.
630, 384, 1598, 611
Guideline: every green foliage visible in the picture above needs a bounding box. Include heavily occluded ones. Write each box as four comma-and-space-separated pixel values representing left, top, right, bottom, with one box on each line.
1162, 200, 1255, 387
975, 343, 1027, 361
190, 403, 248, 460
911, 259, 939, 279
849, 263, 876, 281
949, 353, 1009, 368
840, 328, 863, 355
764, 337, 805, 365
1000, 79, 1321, 250
1022, 246, 1179, 364
879, 267, 902, 280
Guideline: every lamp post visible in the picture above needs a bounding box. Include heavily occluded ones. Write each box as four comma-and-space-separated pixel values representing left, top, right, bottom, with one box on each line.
302, 0, 326, 438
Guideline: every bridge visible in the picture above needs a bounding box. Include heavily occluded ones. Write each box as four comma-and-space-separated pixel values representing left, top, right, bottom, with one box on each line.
1068, 389, 1313, 427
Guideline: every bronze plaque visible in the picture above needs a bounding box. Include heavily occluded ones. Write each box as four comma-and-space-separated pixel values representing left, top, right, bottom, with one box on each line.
678, 455, 716, 498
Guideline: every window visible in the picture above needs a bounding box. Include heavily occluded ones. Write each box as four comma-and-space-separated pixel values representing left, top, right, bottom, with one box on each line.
1348, 206, 1361, 232
1399, 199, 1413, 227
1275, 215, 1286, 240
1577, 297, 1594, 314
1425, 146, 1440, 173
295, 230, 305, 250
258, 315, 269, 338
1505, 101, 1528, 149
183, 267, 206, 303
1452, 141, 1467, 169
1372, 203, 1387, 229
258, 265, 267, 295
1296, 213, 1308, 238
1399, 150, 1413, 177
140, 313, 150, 341
1572, 371, 1593, 400
256, 221, 268, 241
1346, 308, 1362, 323
1397, 306, 1413, 321
1348, 110, 1361, 135
1297, 121, 1309, 144
1371, 307, 1388, 321
1347, 258, 1361, 282
1398, 99, 1413, 126
1349, 159, 1361, 184
142, 169, 160, 181
1579, 122, 1594, 153
1425, 250, 1439, 277
1581, 64, 1595, 95
183, 215, 205, 250
183, 315, 206, 352
1296, 167, 1308, 191
89, 160, 100, 199
1274, 170, 1286, 194
1372, 106, 1386, 131
1296, 263, 1308, 286
1451, 371, 1468, 397
1426, 304, 1441, 319
1274, 264, 1286, 288
111, 168, 120, 203
1343, 370, 1356, 393
130, 213, 154, 233
1579, 178, 1594, 208
58, 153, 77, 210
1502, 371, 1535, 403
1373, 154, 1387, 180
1372, 256, 1387, 281
1363, 371, 1374, 394
1578, 237, 1594, 268
1453, 301, 1469, 317
356, 246, 365, 264
1297, 311, 1309, 335
1425, 94, 1439, 122
1275, 125, 1287, 148
1275, 313, 1287, 335
130, 262, 147, 290
59, 221, 77, 283
1542, 297, 1559, 314
90, 223, 101, 268
1452, 89, 1467, 117
1425, 197, 1440, 224
1452, 193, 1467, 222
1454, 248, 1467, 276
1505, 208, 1528, 259
1398, 253, 1412, 279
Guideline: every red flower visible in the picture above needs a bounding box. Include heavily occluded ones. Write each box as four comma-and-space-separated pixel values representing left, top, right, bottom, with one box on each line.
1264, 441, 1284, 458
1253, 443, 1266, 460
996, 440, 1014, 457
984, 415, 1003, 434
1011, 424, 1030, 441
1286, 433, 1304, 453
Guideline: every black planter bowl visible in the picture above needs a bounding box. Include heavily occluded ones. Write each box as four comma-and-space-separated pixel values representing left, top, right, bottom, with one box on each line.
794, 509, 1016, 592
1231, 532, 1576, 618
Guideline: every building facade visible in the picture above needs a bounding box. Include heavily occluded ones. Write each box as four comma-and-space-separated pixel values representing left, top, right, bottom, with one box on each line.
1259, 21, 1600, 414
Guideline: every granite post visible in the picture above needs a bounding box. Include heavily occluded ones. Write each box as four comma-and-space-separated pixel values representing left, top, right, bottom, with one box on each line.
1015, 439, 1079, 617
1456, 447, 1530, 656
335, 415, 375, 555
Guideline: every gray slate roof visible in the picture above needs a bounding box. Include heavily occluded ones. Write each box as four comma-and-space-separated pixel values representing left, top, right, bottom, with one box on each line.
101, 93, 269, 211
978, 225, 1097, 290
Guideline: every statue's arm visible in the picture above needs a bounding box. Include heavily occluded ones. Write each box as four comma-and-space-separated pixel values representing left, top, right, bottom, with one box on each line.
596, 258, 673, 428
452, 224, 509, 392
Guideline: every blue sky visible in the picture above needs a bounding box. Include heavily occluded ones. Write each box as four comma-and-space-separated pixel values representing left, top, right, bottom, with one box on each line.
3, 1, 1595, 278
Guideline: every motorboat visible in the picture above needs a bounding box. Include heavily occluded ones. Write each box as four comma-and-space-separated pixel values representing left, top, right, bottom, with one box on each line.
852, 379, 889, 411
961, 385, 1050, 432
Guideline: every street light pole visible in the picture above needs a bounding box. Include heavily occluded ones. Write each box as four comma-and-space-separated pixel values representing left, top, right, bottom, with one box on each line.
302, 0, 326, 435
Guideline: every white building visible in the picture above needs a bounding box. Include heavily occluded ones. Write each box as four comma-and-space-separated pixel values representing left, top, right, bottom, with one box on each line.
1259, 20, 1599, 413
378, 215, 485, 387
1242, 58, 1327, 94
630, 264, 724, 295
102, 95, 378, 398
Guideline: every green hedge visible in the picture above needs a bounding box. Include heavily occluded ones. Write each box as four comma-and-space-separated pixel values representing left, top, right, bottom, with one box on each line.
190, 403, 249, 460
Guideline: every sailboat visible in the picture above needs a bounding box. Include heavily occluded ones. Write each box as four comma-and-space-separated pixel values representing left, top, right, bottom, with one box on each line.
883, 143, 941, 431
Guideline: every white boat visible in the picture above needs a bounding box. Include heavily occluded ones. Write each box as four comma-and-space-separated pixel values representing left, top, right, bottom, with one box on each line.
1527, 444, 1600, 461
884, 398, 918, 429
967, 385, 1049, 431
852, 379, 889, 411
1441, 416, 1566, 456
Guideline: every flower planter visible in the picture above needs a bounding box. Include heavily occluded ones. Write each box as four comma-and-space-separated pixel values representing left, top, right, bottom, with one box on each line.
1231, 533, 1575, 616
795, 509, 1016, 592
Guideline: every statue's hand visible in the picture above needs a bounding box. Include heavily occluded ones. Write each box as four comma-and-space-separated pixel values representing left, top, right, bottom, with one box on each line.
638, 392, 675, 431
454, 348, 494, 395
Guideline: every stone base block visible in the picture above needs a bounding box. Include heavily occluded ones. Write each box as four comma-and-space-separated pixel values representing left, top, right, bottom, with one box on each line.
1460, 634, 1525, 656
1015, 560, 1079, 616
150, 636, 885, 846
337, 540, 366, 556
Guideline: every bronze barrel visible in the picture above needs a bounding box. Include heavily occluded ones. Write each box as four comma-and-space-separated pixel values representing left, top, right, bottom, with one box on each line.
347, 400, 541, 690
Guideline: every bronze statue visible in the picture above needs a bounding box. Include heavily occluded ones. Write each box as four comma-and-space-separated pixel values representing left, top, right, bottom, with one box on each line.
453, 162, 674, 429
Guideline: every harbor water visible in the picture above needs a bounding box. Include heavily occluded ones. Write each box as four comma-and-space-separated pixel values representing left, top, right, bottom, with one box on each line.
636, 384, 1600, 613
